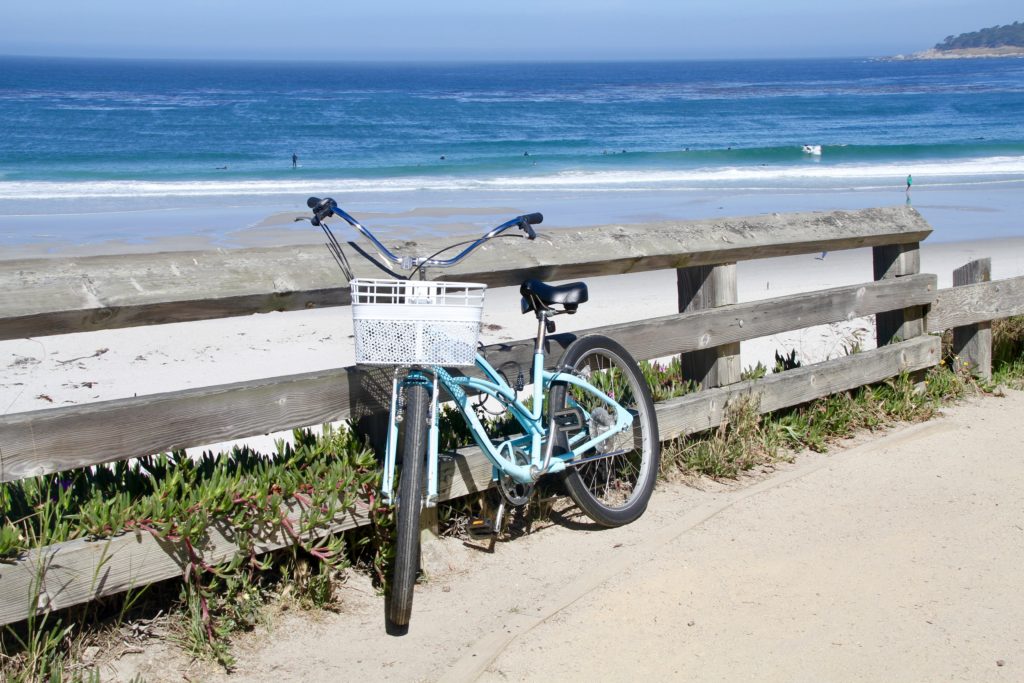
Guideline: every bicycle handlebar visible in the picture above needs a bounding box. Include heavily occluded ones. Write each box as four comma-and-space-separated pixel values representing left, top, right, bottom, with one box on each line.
308, 196, 541, 271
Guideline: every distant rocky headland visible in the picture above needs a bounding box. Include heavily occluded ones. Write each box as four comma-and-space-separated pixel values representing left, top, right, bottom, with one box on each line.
894, 46, 1024, 60
891, 21, 1024, 60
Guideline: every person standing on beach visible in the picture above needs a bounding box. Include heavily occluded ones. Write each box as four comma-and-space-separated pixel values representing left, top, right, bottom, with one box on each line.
905, 174, 912, 194
292, 152, 298, 168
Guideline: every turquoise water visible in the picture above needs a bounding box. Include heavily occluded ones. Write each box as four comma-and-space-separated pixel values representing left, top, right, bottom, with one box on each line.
1, 56, 1023, 248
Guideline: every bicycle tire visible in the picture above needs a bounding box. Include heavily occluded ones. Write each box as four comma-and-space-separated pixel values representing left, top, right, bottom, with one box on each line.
386, 382, 429, 629
549, 335, 660, 527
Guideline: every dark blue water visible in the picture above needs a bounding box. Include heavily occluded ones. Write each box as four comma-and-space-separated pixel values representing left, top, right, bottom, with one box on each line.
1, 56, 1023, 252
1, 56, 1023, 196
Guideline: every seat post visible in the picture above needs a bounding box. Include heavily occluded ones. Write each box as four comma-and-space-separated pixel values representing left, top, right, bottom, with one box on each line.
535, 311, 551, 354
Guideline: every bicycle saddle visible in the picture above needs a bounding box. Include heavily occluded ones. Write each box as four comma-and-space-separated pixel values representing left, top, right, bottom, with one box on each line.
520, 279, 589, 314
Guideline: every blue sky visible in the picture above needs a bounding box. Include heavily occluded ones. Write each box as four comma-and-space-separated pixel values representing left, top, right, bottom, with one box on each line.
1, 1, 1019, 61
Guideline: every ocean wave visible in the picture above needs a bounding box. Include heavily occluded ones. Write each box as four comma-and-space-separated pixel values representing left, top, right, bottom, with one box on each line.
511, 156, 1024, 185
418, 80, 1024, 105
1, 155, 1022, 201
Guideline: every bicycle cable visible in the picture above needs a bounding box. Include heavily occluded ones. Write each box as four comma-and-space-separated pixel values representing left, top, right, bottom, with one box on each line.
407, 233, 527, 281
314, 217, 404, 280
314, 216, 527, 282
471, 361, 525, 417
318, 220, 355, 281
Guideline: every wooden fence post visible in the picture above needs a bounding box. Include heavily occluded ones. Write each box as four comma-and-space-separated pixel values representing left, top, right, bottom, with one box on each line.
951, 258, 992, 379
873, 242, 924, 346
677, 263, 741, 388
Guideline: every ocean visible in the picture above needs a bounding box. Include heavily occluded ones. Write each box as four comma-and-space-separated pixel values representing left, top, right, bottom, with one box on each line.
1, 56, 1023, 252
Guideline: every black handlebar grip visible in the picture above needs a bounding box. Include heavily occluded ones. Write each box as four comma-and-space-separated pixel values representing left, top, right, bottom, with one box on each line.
307, 197, 337, 226
522, 212, 543, 225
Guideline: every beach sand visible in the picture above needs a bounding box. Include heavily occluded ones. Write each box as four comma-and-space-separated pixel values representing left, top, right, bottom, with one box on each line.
3, 234, 1023, 456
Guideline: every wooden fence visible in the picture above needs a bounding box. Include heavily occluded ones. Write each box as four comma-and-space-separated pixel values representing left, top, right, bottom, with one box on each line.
1, 205, 1022, 627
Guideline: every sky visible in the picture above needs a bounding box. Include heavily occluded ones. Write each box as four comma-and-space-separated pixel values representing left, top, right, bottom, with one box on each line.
0, 0, 1020, 61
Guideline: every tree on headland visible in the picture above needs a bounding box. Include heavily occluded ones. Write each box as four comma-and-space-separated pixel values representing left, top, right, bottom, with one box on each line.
934, 21, 1024, 50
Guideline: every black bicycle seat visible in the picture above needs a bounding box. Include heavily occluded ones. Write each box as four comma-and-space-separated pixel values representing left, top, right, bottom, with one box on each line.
520, 279, 589, 314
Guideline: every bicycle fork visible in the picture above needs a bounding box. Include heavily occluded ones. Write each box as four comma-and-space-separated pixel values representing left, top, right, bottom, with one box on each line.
382, 370, 441, 507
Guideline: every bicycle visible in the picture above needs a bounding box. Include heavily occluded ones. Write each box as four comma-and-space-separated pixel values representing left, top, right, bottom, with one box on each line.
307, 197, 660, 631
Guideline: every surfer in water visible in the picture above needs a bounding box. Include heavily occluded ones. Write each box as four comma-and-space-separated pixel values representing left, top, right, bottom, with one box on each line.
292, 152, 298, 168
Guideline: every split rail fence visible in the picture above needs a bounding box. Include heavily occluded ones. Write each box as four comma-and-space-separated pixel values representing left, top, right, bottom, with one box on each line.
1, 205, 1022, 627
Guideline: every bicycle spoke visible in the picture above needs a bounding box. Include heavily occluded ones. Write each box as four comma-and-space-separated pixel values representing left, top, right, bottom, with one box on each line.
551, 336, 660, 526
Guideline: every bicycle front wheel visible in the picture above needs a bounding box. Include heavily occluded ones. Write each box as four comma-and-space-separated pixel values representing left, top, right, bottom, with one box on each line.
387, 381, 429, 630
549, 335, 660, 527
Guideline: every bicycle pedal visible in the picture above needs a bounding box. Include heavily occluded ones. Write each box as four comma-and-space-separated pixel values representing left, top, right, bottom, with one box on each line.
467, 517, 496, 538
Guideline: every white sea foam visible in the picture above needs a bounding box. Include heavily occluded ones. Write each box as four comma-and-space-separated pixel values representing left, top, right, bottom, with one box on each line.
1, 156, 1022, 202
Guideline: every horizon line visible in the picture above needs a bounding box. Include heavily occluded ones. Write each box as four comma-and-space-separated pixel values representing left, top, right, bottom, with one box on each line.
0, 52, 893, 66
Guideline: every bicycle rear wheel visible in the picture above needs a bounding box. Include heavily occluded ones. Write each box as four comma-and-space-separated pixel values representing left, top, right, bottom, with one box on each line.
549, 335, 660, 527
387, 381, 429, 630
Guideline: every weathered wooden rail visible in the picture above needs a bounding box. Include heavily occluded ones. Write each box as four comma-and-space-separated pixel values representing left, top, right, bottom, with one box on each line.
0, 206, 932, 340
1, 205, 1022, 627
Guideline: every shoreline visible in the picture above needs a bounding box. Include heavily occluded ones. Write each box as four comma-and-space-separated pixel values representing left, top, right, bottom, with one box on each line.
3, 180, 1024, 260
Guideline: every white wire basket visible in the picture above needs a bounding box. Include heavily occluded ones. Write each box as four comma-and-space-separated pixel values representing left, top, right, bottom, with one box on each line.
350, 278, 487, 366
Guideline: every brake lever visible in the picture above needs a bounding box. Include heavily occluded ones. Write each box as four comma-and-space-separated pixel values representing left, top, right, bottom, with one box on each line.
518, 218, 537, 240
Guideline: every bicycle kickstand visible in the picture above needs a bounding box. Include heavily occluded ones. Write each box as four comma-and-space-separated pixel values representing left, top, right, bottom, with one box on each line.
489, 498, 506, 551
468, 497, 506, 551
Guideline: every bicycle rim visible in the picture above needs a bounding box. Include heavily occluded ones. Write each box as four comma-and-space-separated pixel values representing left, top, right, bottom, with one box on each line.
551, 335, 660, 527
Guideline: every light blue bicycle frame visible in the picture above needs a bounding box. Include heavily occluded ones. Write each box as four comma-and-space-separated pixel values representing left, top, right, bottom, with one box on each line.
381, 343, 635, 506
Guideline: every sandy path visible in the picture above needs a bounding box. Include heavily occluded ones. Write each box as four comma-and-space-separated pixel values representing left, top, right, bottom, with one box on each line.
470, 393, 1024, 683
112, 389, 1024, 682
